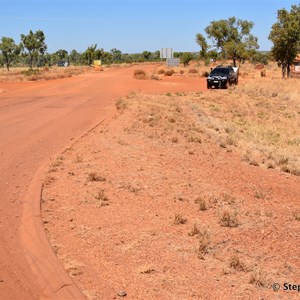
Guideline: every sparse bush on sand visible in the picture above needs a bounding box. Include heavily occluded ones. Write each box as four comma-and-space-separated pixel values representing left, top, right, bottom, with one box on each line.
115, 98, 128, 111
133, 69, 147, 80
164, 69, 174, 76
188, 68, 198, 74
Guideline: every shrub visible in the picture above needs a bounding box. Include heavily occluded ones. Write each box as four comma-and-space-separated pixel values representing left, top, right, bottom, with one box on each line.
21, 68, 41, 76
164, 69, 174, 76
150, 74, 160, 80
181, 52, 193, 66
204, 58, 211, 66
115, 98, 127, 111
202, 71, 210, 77
133, 69, 147, 80
254, 64, 264, 70
188, 68, 198, 74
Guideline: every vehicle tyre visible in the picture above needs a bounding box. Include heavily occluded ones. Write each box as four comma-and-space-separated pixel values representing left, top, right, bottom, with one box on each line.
207, 83, 211, 89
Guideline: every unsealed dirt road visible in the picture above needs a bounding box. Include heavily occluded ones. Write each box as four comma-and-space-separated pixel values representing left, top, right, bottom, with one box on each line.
0, 65, 205, 299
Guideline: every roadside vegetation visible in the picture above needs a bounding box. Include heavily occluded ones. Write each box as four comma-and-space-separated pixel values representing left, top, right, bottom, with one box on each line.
0, 66, 90, 81
166, 62, 300, 175
137, 64, 300, 175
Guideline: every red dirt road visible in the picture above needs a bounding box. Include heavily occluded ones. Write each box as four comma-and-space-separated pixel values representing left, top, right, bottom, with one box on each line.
0, 65, 205, 299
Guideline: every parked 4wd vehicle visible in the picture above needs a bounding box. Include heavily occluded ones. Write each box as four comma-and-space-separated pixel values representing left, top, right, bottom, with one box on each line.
207, 66, 238, 89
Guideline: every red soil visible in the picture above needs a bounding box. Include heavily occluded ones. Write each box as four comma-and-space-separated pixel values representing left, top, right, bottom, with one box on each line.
0, 64, 206, 299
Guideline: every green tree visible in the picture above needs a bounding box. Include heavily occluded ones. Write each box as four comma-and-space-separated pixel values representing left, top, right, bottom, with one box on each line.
110, 48, 122, 62
0, 37, 21, 71
0, 53, 4, 67
94, 48, 104, 60
69, 49, 81, 65
207, 50, 218, 60
174, 52, 183, 58
101, 51, 113, 64
42, 53, 53, 66
181, 52, 193, 66
20, 30, 47, 68
82, 44, 97, 65
142, 50, 152, 60
205, 17, 259, 66
269, 4, 300, 78
154, 50, 160, 60
251, 52, 270, 65
196, 33, 208, 59
55, 49, 68, 60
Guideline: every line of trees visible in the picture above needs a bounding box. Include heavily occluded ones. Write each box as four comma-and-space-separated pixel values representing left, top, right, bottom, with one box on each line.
0, 30, 162, 70
195, 4, 300, 78
1, 4, 299, 77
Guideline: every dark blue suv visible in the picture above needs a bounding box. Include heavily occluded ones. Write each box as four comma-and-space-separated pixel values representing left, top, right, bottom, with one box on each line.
207, 66, 238, 89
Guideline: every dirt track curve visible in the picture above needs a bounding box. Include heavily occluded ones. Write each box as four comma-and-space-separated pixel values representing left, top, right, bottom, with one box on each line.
0, 65, 205, 299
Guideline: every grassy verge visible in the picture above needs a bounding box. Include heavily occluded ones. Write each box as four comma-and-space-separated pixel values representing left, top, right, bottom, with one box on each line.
0, 66, 90, 81
121, 73, 300, 176
196, 77, 300, 175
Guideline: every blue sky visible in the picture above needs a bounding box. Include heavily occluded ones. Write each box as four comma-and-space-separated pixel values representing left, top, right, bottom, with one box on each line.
0, 0, 297, 54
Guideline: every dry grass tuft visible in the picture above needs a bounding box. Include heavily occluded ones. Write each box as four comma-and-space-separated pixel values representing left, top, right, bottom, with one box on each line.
195, 230, 210, 259
229, 254, 247, 272
188, 223, 200, 236
249, 269, 269, 287
88, 172, 106, 182
219, 209, 239, 227
174, 214, 187, 225
94, 189, 109, 206
294, 212, 300, 221
195, 197, 207, 211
